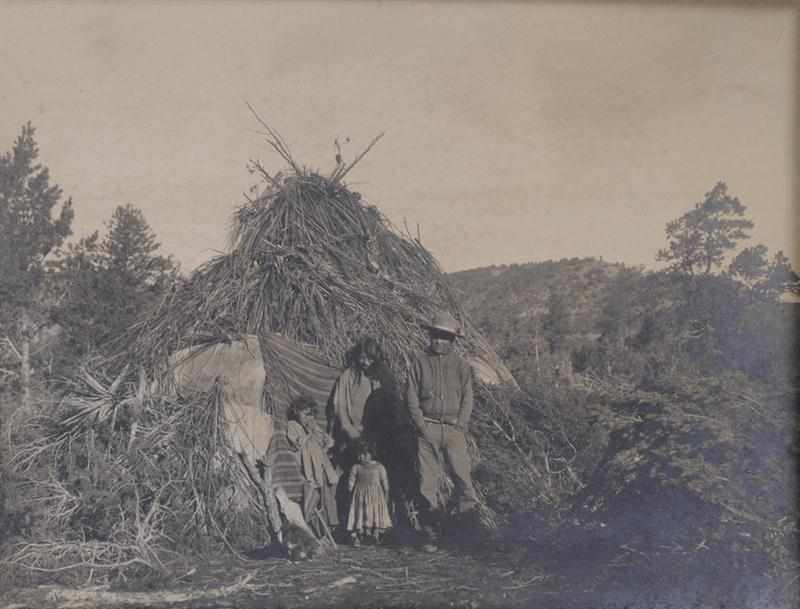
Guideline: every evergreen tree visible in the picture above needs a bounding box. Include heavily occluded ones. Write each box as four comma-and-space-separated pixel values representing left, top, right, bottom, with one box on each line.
761, 250, 800, 298
657, 182, 753, 276
0, 123, 73, 406
102, 204, 175, 287
728, 247, 799, 300
542, 288, 571, 354
727, 244, 769, 289
597, 267, 641, 348
53, 205, 177, 366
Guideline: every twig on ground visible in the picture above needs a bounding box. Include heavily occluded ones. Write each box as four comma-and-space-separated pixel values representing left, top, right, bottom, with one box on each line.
39, 572, 258, 608
502, 573, 549, 590
302, 575, 357, 595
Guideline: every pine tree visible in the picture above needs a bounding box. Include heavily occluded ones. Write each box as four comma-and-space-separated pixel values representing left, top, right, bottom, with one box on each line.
656, 182, 753, 276
727, 244, 769, 289
0, 123, 73, 407
53, 205, 177, 365
102, 204, 174, 287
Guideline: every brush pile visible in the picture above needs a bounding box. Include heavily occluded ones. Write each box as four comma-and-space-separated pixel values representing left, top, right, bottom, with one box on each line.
4, 365, 271, 582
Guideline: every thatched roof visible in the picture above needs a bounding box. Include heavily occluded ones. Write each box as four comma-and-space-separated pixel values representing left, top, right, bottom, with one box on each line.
131, 133, 514, 387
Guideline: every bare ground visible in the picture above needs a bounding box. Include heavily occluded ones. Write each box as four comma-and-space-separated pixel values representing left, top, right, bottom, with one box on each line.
2, 530, 794, 609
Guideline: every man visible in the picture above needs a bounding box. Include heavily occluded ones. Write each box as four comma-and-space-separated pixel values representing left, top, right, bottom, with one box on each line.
406, 310, 478, 548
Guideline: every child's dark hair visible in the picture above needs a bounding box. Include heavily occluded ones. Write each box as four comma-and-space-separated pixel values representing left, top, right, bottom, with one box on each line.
287, 394, 317, 422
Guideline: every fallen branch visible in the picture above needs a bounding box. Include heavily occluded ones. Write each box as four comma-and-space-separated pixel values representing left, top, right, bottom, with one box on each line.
2, 336, 22, 361
302, 575, 357, 595
41, 572, 257, 608
502, 573, 548, 590
721, 502, 762, 524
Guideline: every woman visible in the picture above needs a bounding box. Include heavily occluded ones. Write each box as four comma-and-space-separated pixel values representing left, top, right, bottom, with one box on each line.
328, 337, 384, 463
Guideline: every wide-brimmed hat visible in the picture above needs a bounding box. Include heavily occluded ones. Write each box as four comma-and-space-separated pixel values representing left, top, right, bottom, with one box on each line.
422, 310, 463, 337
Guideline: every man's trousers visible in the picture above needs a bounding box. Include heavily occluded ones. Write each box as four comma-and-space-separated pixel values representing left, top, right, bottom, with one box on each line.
416, 421, 478, 513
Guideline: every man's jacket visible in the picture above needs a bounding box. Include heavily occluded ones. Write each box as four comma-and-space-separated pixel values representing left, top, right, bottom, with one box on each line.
406, 349, 474, 432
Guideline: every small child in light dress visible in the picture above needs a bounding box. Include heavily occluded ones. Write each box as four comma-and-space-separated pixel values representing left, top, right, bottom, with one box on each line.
346, 440, 392, 546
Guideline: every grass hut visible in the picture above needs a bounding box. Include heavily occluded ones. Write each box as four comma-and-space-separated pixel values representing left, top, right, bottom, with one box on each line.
126, 126, 520, 530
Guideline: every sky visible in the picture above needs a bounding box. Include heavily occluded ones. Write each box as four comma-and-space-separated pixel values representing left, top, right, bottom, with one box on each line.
0, 2, 796, 274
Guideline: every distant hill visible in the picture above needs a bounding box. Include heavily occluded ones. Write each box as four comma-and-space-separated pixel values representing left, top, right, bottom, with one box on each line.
449, 257, 636, 379
450, 255, 795, 389
451, 257, 624, 332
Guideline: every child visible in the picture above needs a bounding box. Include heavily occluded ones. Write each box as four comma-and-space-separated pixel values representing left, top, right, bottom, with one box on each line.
286, 395, 340, 530
346, 440, 392, 546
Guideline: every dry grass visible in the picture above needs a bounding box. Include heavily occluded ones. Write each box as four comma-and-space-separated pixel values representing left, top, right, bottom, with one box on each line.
3, 366, 272, 581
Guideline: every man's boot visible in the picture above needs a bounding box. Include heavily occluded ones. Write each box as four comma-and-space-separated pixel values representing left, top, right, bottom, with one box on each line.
419, 509, 441, 553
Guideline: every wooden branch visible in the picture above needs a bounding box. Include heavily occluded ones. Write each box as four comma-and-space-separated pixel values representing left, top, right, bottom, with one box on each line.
315, 507, 337, 547
302, 575, 357, 595
328, 137, 346, 180
237, 452, 282, 542
34, 572, 257, 608
245, 103, 302, 175
721, 502, 762, 524
250, 159, 281, 188
2, 337, 22, 361
332, 132, 385, 184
